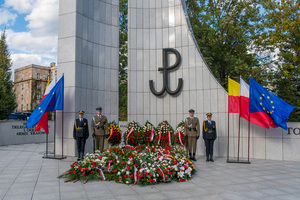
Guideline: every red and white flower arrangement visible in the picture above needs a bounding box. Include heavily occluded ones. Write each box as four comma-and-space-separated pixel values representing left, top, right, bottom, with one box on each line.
123, 121, 143, 146
143, 121, 157, 144
156, 121, 174, 147
107, 121, 122, 146
175, 121, 186, 146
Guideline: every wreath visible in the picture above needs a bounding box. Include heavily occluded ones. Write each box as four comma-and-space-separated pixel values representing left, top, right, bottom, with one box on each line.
175, 121, 186, 146
142, 121, 157, 144
156, 121, 174, 147
123, 121, 143, 146
107, 121, 122, 146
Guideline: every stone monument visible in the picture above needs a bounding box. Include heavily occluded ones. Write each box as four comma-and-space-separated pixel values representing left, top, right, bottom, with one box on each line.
56, 0, 119, 156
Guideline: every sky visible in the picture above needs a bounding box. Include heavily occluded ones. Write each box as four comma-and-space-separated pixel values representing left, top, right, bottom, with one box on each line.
0, 0, 59, 79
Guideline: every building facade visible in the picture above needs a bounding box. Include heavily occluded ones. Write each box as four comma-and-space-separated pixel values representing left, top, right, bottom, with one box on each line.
14, 64, 58, 112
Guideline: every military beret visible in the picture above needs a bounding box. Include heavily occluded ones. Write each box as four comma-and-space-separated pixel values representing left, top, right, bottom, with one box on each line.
189, 109, 195, 113
78, 110, 85, 114
96, 107, 102, 111
206, 113, 212, 116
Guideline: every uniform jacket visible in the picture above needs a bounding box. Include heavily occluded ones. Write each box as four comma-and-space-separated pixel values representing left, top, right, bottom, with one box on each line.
73, 118, 89, 139
185, 117, 200, 137
202, 120, 217, 140
91, 115, 108, 136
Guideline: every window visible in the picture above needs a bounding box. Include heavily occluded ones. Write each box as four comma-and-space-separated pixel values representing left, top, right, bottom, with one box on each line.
21, 104, 23, 111
21, 74, 24, 80
37, 94, 40, 100
37, 73, 40, 79
55, 70, 57, 79
37, 83, 41, 90
21, 84, 23, 90
21, 94, 23, 100
26, 104, 28, 110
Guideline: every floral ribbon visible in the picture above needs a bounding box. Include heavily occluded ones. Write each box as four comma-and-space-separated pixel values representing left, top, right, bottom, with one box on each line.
155, 163, 166, 181
107, 162, 110, 172
177, 125, 185, 146
97, 167, 106, 181
134, 166, 137, 184
158, 123, 171, 146
150, 125, 154, 142
125, 125, 135, 145
107, 125, 114, 141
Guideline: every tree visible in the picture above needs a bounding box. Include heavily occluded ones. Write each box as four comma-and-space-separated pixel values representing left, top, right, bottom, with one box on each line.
185, 0, 265, 88
254, 0, 300, 121
119, 0, 128, 121
0, 30, 17, 119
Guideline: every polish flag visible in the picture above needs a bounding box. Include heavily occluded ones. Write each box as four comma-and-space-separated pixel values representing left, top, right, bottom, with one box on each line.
34, 77, 57, 133
240, 78, 276, 128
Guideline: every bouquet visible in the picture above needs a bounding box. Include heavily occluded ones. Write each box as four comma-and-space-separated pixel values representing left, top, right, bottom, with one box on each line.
175, 121, 186, 146
156, 121, 174, 147
123, 121, 143, 146
142, 121, 157, 144
58, 145, 196, 185
107, 121, 122, 146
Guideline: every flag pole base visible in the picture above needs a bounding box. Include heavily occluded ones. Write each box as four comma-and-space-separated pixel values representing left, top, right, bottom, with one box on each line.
43, 154, 67, 160
227, 160, 251, 164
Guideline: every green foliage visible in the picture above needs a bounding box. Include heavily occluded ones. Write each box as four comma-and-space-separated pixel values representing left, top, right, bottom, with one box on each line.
0, 30, 17, 119
254, 0, 300, 121
119, 0, 128, 121
185, 0, 265, 88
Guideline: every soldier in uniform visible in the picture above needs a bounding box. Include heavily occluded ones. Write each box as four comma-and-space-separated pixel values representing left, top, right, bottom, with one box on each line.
202, 113, 217, 162
185, 109, 200, 161
91, 107, 108, 152
73, 111, 89, 161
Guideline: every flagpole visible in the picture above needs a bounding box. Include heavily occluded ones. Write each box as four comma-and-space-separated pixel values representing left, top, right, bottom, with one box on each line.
247, 112, 250, 163
227, 111, 230, 162
62, 73, 64, 158
54, 111, 56, 157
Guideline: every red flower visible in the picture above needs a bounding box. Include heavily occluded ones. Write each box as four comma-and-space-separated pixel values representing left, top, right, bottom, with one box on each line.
114, 169, 117, 173
164, 170, 167, 174
165, 176, 168, 179
82, 169, 85, 172
68, 170, 72, 174
134, 164, 138, 167
73, 170, 76, 174
149, 178, 152, 182
122, 161, 125, 165
82, 174, 86, 177
130, 174, 134, 178
145, 172, 148, 175
85, 167, 88, 170
152, 179, 156, 183
118, 178, 121, 182
91, 171, 94, 174
124, 175, 127, 178
184, 165, 188, 169
127, 166, 130, 170
174, 161, 177, 164
149, 174, 152, 177
180, 179, 183, 182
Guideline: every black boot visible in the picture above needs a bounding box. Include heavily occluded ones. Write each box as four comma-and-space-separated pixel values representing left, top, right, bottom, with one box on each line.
189, 153, 193, 160
77, 152, 81, 161
192, 153, 197, 161
81, 151, 84, 160
210, 156, 214, 162
206, 156, 209, 162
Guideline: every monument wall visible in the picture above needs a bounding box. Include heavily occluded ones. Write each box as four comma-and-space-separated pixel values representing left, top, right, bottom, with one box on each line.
0, 121, 54, 146
127, 0, 300, 161
56, 0, 119, 156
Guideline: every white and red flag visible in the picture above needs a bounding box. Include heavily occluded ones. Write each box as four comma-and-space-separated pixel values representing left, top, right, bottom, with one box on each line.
34, 77, 57, 133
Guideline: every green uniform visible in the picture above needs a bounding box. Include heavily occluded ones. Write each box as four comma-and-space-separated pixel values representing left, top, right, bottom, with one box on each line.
91, 115, 108, 152
185, 117, 200, 154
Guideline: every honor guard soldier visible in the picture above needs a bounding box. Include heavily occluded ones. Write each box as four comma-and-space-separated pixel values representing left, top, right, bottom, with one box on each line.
203, 113, 217, 162
73, 111, 89, 161
185, 109, 200, 161
91, 107, 108, 152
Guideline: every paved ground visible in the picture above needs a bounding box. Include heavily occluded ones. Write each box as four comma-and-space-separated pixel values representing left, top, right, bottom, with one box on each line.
0, 143, 300, 200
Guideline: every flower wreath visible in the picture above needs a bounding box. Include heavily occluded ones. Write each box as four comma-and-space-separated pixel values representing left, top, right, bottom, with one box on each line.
107, 121, 122, 146
156, 121, 174, 147
123, 121, 143, 146
175, 121, 186, 146
142, 121, 157, 144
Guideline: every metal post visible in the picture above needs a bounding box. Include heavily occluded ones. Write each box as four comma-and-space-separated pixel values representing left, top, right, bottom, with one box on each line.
227, 112, 230, 162
46, 133, 48, 157
54, 111, 56, 157
247, 113, 251, 162
62, 109, 64, 157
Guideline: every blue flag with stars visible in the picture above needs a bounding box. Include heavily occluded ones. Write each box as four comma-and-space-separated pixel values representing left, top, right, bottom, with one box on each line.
26, 76, 64, 129
249, 77, 296, 130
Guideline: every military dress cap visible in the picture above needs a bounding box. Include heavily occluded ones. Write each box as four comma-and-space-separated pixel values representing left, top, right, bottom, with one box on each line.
206, 113, 212, 116
189, 109, 195, 113
78, 110, 85, 114
96, 107, 102, 111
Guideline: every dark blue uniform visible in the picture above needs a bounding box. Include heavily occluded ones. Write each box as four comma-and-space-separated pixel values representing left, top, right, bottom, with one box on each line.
203, 120, 217, 161
73, 118, 89, 160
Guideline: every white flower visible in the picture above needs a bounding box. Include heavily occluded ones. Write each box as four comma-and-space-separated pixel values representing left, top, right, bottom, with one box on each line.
126, 171, 130, 175
126, 181, 129, 184
117, 172, 121, 175
146, 169, 150, 173
127, 161, 131, 165
122, 169, 125, 172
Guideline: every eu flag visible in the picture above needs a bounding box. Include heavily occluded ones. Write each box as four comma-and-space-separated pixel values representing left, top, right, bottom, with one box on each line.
249, 77, 296, 130
26, 76, 64, 129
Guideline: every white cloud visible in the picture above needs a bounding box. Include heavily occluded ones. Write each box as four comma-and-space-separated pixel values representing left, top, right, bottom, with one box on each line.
4, 0, 35, 14
25, 0, 59, 36
0, 8, 17, 26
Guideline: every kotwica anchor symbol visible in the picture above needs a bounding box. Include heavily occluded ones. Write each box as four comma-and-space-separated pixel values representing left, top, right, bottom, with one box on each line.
149, 48, 183, 96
